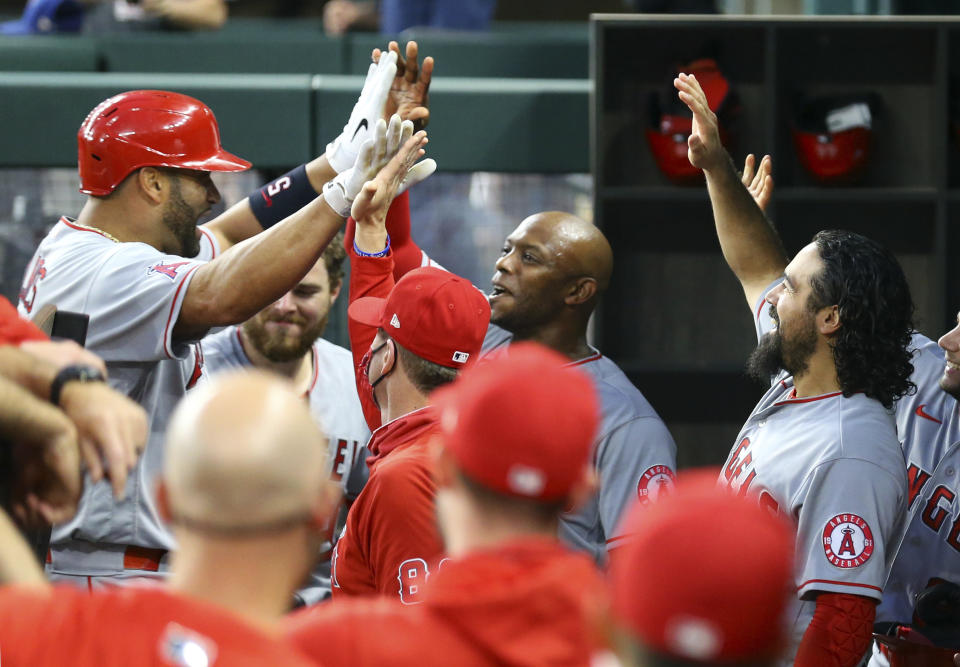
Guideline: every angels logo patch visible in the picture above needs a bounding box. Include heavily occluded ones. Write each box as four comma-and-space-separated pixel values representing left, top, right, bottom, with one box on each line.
822, 513, 874, 568
638, 465, 676, 505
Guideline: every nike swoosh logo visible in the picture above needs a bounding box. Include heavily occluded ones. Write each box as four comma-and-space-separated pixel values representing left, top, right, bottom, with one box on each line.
351, 118, 369, 141
915, 404, 943, 425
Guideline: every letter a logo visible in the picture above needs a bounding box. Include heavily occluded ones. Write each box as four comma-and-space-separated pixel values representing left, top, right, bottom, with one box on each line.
838, 527, 857, 556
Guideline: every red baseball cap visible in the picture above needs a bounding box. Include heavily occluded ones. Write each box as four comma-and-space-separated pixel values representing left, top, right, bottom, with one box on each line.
348, 267, 490, 368
610, 471, 795, 662
432, 342, 600, 502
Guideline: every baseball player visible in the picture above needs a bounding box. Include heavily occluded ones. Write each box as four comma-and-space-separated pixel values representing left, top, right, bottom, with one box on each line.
676, 72, 914, 667
347, 202, 678, 567
285, 343, 609, 665
331, 257, 490, 600
609, 471, 796, 666
0, 371, 337, 666
202, 236, 371, 604
865, 320, 960, 666
18, 50, 433, 587
344, 41, 676, 568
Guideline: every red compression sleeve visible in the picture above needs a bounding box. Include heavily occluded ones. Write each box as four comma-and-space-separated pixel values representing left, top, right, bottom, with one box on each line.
344, 192, 427, 282
794, 593, 876, 667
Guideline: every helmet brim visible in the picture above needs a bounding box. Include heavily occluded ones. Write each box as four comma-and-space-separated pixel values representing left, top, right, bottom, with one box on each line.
188, 148, 252, 173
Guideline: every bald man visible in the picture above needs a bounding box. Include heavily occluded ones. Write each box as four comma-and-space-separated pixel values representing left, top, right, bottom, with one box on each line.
345, 200, 677, 568
0, 370, 338, 665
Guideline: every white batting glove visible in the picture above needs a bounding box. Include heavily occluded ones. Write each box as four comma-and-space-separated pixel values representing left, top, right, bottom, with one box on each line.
396, 159, 437, 195
325, 50, 398, 174
324, 114, 413, 217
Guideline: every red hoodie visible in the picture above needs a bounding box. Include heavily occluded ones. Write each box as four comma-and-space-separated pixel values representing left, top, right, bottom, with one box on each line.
330, 406, 445, 602
0, 585, 315, 667
288, 537, 608, 666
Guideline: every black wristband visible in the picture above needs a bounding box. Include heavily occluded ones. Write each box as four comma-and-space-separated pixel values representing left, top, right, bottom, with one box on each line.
50, 365, 105, 406
247, 164, 320, 229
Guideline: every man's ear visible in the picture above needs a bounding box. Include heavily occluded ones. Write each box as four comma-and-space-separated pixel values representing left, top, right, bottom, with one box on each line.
329, 280, 343, 305
137, 167, 166, 205
155, 480, 172, 523
381, 338, 398, 376
818, 304, 841, 336
564, 277, 598, 307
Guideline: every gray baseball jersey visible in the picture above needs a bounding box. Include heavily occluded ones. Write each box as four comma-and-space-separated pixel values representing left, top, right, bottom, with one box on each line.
201, 326, 371, 603
864, 333, 960, 667
482, 324, 678, 566
18, 218, 218, 575
725, 281, 908, 666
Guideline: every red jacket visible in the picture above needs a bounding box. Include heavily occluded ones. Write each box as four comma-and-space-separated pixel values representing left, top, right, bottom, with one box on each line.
288, 537, 609, 666
331, 406, 444, 601
0, 295, 47, 344
339, 238, 446, 601
0, 585, 315, 667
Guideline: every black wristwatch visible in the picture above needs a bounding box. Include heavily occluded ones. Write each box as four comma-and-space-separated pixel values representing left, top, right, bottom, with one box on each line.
50, 364, 106, 406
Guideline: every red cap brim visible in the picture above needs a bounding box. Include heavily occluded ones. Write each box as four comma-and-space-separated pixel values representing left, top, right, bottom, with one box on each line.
348, 296, 387, 328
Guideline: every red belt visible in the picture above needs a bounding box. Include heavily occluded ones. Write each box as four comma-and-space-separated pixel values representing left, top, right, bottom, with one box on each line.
46, 546, 168, 572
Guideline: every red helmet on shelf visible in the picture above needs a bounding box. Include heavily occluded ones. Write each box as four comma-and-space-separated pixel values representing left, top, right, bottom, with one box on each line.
77, 90, 251, 196
646, 58, 737, 184
791, 93, 880, 184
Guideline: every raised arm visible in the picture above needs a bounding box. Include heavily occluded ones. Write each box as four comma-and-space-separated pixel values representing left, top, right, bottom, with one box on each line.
344, 41, 436, 279
177, 116, 424, 339
675, 72, 788, 309
200, 51, 401, 253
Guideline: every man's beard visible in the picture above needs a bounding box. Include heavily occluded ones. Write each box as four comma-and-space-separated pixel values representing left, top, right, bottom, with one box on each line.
243, 313, 328, 363
746, 310, 818, 384
939, 373, 960, 400
163, 179, 201, 257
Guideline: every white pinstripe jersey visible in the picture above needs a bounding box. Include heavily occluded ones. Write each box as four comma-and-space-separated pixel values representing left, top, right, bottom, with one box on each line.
18, 218, 217, 557
722, 281, 908, 666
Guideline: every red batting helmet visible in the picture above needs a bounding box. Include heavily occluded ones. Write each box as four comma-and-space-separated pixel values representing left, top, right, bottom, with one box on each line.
646, 58, 738, 184
77, 90, 252, 196
791, 93, 880, 184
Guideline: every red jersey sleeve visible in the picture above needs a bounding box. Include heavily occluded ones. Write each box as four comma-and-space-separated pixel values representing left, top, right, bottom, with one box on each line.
358, 453, 443, 603
1, 296, 47, 344
344, 192, 428, 282
347, 251, 397, 432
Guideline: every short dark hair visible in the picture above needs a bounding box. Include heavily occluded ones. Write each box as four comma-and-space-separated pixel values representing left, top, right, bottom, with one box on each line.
322, 230, 347, 289
808, 230, 915, 409
385, 333, 458, 395
456, 469, 567, 524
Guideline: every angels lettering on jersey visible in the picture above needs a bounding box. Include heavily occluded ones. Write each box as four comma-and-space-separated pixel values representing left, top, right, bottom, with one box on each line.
906, 461, 960, 553
723, 437, 781, 516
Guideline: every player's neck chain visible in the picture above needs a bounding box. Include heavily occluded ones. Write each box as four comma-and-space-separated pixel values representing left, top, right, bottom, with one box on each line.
71, 220, 120, 244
